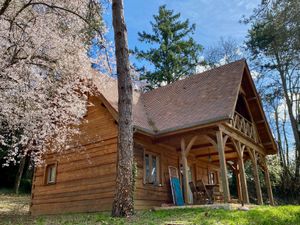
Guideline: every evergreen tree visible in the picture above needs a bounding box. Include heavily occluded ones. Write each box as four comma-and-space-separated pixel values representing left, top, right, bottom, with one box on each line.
133, 5, 203, 89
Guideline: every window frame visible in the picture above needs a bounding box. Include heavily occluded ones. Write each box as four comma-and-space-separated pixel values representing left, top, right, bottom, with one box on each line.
143, 151, 161, 186
44, 162, 58, 185
208, 170, 217, 185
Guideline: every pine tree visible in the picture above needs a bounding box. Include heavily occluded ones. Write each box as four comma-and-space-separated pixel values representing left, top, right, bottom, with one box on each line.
111, 0, 134, 217
133, 5, 203, 89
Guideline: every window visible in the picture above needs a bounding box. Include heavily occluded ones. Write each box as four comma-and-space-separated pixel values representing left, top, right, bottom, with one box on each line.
45, 163, 57, 185
208, 171, 216, 184
144, 152, 160, 185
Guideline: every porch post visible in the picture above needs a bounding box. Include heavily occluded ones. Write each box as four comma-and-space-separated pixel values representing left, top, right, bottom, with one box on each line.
262, 158, 275, 206
235, 142, 249, 204
181, 138, 190, 204
249, 149, 263, 205
181, 136, 198, 204
234, 162, 243, 203
216, 130, 230, 203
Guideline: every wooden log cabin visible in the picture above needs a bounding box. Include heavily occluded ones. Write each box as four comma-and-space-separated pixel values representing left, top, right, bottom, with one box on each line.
30, 60, 277, 215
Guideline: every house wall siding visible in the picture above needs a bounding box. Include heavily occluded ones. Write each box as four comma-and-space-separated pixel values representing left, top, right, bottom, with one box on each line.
133, 137, 179, 209
30, 96, 118, 215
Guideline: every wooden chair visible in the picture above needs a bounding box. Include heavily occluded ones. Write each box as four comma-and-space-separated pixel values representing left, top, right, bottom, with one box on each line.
189, 181, 199, 204
194, 179, 209, 204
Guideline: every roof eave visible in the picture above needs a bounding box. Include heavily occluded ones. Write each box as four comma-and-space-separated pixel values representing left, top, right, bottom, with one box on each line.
134, 115, 231, 137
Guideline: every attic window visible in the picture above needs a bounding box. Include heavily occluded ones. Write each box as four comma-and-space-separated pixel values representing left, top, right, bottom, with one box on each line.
45, 163, 57, 185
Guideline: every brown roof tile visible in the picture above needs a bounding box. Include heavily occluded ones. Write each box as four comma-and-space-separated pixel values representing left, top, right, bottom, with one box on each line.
93, 60, 246, 134
142, 60, 245, 133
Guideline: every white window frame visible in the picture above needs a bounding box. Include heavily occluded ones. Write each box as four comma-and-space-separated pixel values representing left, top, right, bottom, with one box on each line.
208, 170, 216, 185
143, 151, 160, 185
45, 162, 57, 185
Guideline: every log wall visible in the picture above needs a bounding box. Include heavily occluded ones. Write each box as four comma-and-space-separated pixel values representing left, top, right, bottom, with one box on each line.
133, 136, 180, 209
30, 96, 118, 215
30, 96, 222, 215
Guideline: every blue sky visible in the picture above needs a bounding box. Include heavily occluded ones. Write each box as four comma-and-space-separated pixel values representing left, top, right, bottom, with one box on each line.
99, 1, 295, 151
103, 0, 260, 54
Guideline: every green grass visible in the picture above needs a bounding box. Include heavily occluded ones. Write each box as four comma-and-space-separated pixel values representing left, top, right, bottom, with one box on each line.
0, 194, 299, 225
1, 206, 299, 225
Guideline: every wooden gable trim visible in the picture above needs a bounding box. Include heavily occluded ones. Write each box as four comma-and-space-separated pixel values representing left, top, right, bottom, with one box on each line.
243, 63, 277, 154
230, 61, 246, 120
96, 93, 118, 122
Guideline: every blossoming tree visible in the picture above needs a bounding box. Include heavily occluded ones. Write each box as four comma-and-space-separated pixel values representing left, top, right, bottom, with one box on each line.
0, 0, 109, 193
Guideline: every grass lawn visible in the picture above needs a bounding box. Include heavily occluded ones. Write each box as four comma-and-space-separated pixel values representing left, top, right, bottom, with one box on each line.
0, 194, 299, 225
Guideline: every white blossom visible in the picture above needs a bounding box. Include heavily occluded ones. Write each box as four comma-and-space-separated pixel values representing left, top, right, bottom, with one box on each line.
0, 0, 111, 165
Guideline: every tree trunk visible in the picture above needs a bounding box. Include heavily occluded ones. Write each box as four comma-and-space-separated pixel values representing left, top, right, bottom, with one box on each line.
111, 0, 134, 217
274, 106, 285, 168
283, 109, 289, 167
14, 156, 26, 195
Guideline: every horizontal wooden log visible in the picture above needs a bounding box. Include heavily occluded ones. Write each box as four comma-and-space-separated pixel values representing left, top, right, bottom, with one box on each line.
32, 190, 115, 205
31, 198, 113, 215
33, 177, 116, 195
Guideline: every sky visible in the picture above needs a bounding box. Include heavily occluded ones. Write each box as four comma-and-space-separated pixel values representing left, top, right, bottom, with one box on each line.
102, 0, 260, 56
99, 1, 295, 151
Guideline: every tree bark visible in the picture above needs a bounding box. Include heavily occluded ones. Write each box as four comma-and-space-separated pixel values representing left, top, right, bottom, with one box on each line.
283, 109, 289, 167
274, 105, 287, 169
14, 156, 26, 195
111, 0, 134, 217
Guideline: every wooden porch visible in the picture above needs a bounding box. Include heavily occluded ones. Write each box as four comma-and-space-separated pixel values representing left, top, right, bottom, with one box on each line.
154, 111, 275, 206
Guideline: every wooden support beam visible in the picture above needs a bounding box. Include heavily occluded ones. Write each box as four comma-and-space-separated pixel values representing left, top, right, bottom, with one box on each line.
176, 143, 213, 152
204, 134, 217, 149
186, 136, 198, 156
211, 156, 238, 162
153, 128, 216, 144
196, 150, 235, 158
181, 138, 189, 204
181, 136, 198, 205
216, 130, 230, 203
233, 162, 242, 203
262, 142, 273, 146
248, 149, 263, 205
262, 158, 275, 206
247, 97, 257, 101
255, 120, 265, 124
220, 124, 265, 156
233, 141, 249, 204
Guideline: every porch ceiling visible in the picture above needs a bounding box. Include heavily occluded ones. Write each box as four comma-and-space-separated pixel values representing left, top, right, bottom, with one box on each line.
152, 124, 257, 165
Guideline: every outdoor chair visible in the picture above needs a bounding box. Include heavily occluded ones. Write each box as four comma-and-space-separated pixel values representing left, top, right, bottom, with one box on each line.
189, 181, 201, 204
194, 179, 209, 204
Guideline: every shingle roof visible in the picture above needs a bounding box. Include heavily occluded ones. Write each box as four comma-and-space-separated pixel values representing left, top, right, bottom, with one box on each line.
93, 59, 246, 134
92, 71, 154, 131
141, 60, 245, 133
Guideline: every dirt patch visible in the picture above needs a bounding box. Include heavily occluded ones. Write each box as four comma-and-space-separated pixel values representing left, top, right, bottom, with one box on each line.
0, 194, 30, 216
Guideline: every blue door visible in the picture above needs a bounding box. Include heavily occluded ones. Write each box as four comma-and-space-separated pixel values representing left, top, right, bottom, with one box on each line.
170, 177, 184, 206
